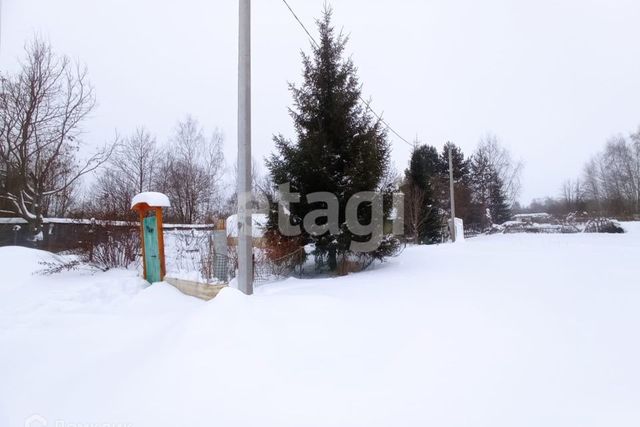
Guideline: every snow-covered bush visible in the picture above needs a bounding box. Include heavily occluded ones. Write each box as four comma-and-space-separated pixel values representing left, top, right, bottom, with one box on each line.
255, 245, 306, 280
583, 218, 625, 233
87, 231, 140, 270
262, 229, 306, 278
37, 227, 139, 274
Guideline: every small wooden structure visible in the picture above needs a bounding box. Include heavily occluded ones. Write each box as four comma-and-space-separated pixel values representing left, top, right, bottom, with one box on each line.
131, 192, 170, 283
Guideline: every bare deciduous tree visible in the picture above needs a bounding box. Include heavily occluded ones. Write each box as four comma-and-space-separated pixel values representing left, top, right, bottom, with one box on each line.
582, 134, 640, 216
91, 127, 158, 219
476, 135, 523, 206
403, 180, 428, 243
155, 116, 225, 223
561, 179, 584, 212
0, 38, 113, 235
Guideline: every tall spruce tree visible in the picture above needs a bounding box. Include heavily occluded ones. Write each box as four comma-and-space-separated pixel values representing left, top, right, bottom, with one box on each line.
439, 142, 470, 182
488, 172, 512, 224
438, 142, 472, 228
266, 8, 394, 271
403, 144, 443, 244
469, 150, 512, 228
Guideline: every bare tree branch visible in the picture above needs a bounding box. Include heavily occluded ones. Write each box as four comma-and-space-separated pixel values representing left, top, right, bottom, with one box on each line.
0, 37, 112, 234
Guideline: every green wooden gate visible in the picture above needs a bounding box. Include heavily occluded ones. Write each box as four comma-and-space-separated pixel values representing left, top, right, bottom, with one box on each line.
143, 216, 161, 283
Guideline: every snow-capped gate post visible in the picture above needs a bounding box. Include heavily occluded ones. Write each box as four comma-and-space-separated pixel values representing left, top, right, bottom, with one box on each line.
131, 192, 171, 284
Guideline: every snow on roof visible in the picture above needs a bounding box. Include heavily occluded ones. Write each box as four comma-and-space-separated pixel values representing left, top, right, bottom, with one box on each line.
0, 217, 28, 224
512, 213, 551, 219
131, 192, 171, 209
226, 213, 268, 238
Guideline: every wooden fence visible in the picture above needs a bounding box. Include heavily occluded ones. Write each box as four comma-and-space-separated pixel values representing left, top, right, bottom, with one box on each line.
0, 217, 217, 252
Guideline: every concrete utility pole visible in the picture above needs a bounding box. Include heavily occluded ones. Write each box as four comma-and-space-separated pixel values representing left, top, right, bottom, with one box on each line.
0, 0, 3, 57
237, 0, 253, 295
448, 144, 457, 242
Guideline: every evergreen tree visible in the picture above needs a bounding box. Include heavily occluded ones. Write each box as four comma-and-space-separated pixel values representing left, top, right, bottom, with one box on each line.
403, 144, 443, 244
488, 172, 512, 224
437, 142, 473, 228
469, 150, 512, 228
469, 150, 494, 230
439, 142, 470, 181
266, 8, 395, 271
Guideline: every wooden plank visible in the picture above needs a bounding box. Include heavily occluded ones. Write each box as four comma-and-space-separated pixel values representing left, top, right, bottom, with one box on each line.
143, 216, 161, 283
156, 207, 166, 280
164, 277, 227, 301
138, 211, 147, 280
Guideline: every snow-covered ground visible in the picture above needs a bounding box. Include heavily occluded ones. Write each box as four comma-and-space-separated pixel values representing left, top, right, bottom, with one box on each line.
1, 225, 640, 427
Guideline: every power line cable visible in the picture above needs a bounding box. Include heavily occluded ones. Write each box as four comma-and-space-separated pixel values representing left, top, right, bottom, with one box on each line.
280, 0, 414, 147
281, 0, 317, 49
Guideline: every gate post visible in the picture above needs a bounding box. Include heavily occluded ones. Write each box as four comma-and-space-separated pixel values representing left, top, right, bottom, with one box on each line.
131, 192, 171, 283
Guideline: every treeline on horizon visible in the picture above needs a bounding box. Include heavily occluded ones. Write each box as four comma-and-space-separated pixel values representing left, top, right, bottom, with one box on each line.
517, 127, 640, 219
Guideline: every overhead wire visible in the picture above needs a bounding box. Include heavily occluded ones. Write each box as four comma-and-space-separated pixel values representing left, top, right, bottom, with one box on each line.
280, 0, 415, 147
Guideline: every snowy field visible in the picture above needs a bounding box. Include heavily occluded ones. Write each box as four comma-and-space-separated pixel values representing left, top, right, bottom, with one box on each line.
1, 225, 639, 427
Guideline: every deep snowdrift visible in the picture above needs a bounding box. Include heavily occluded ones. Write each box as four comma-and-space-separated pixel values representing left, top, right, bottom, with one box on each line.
0, 246, 60, 293
1, 225, 640, 427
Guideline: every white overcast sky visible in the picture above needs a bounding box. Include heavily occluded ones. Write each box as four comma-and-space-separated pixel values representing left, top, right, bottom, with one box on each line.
1, 0, 639, 203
